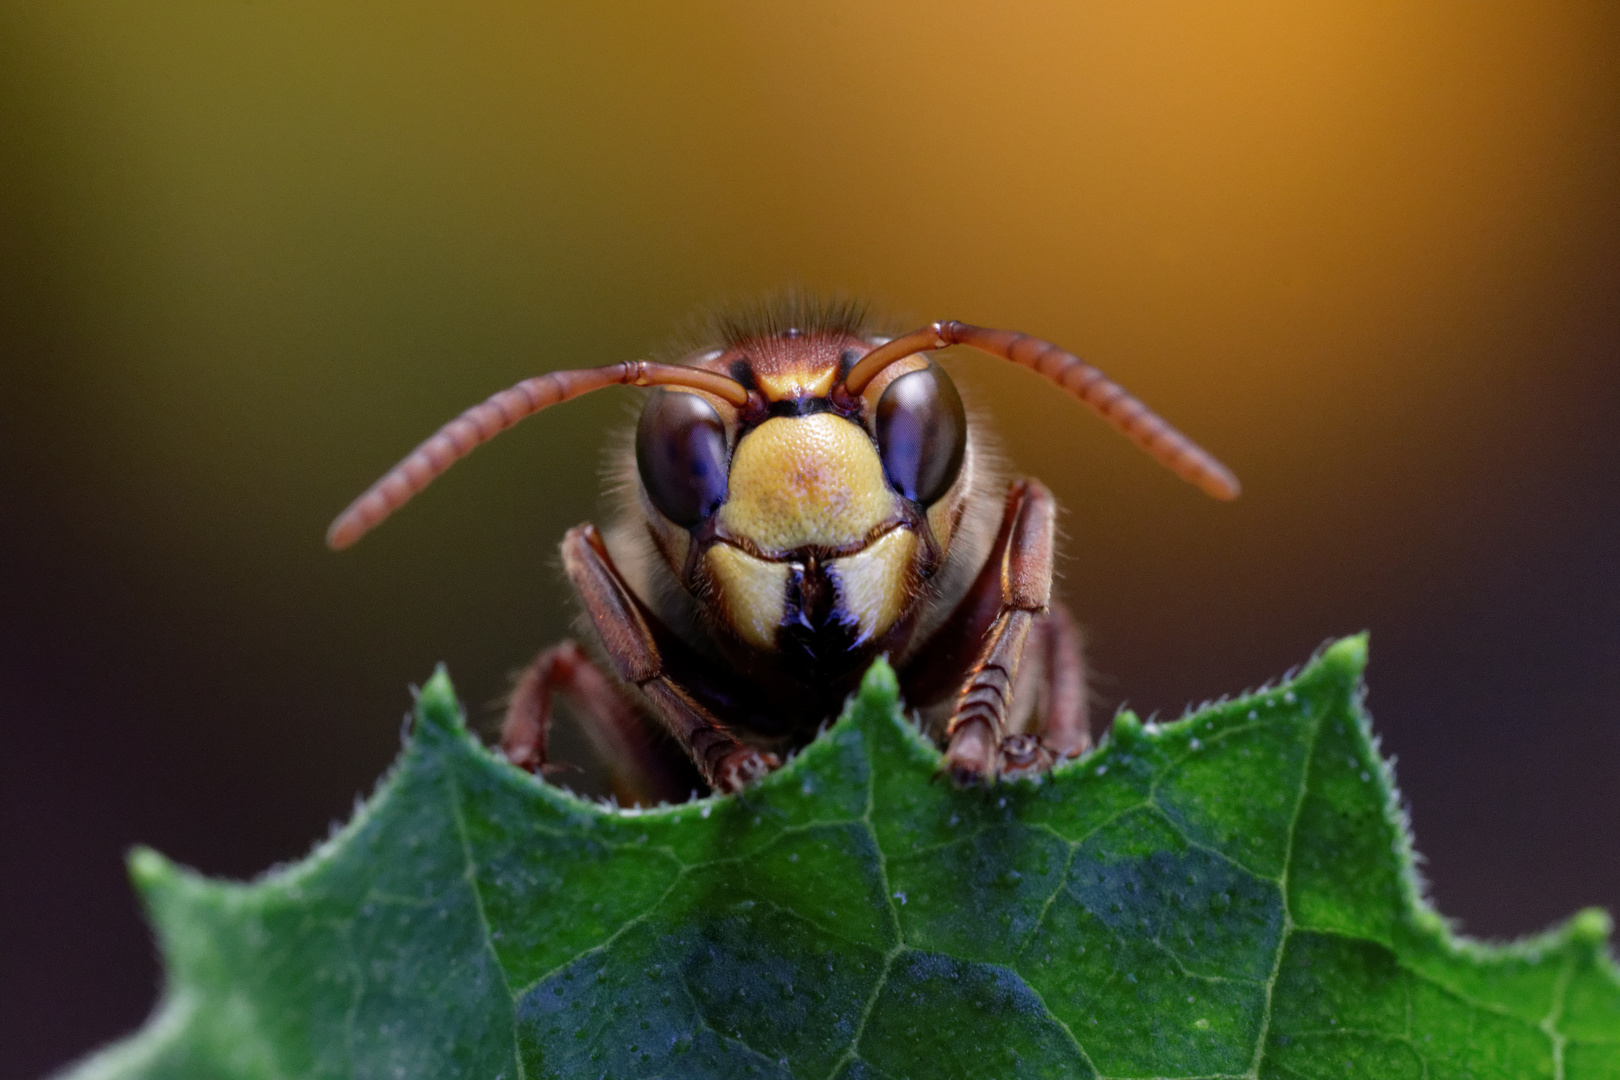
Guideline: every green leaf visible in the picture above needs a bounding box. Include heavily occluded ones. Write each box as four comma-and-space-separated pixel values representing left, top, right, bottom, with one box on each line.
62, 636, 1620, 1079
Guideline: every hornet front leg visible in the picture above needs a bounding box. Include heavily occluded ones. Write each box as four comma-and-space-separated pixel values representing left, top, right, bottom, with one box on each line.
901, 479, 1087, 782
560, 524, 779, 794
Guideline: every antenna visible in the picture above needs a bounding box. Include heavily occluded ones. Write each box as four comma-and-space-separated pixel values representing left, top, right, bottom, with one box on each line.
844, 321, 1239, 500
327, 361, 750, 550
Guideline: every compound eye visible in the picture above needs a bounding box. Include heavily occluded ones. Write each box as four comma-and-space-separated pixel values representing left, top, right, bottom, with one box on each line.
636, 389, 730, 527
875, 363, 967, 505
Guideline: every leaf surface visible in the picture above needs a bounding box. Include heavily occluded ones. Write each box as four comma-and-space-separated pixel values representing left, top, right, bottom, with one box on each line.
64, 637, 1620, 1079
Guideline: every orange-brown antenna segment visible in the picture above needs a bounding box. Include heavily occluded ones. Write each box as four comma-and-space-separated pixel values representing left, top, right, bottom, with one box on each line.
845, 321, 1240, 501
327, 362, 751, 550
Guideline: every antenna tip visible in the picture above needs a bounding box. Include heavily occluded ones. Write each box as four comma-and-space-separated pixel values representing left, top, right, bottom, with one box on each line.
1201, 469, 1242, 501
326, 514, 362, 551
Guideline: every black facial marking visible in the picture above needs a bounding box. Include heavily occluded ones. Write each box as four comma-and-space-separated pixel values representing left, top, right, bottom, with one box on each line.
636, 389, 730, 528
766, 397, 834, 419
875, 363, 968, 506
727, 360, 758, 392
777, 557, 862, 679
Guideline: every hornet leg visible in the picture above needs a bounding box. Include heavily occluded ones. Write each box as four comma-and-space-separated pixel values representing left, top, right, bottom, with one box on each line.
901, 480, 1083, 782
998, 602, 1091, 778
560, 524, 779, 794
501, 640, 697, 806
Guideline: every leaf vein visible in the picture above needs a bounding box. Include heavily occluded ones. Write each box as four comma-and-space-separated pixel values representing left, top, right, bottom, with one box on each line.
1243, 683, 1325, 1078
444, 763, 527, 1080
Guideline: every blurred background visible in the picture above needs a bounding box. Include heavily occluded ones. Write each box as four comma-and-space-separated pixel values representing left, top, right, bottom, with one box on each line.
2, 0, 1617, 1074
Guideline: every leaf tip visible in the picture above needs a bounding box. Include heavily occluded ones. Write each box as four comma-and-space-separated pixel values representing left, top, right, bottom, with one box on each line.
858, 655, 900, 708
1319, 633, 1369, 681
1569, 906, 1614, 948
1109, 710, 1144, 744
127, 845, 177, 895
414, 664, 465, 735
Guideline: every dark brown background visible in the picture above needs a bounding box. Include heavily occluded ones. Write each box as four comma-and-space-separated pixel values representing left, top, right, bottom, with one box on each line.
3, 2, 1618, 1076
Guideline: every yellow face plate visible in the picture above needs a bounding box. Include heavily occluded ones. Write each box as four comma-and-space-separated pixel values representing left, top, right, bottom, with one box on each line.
826, 527, 920, 645
702, 543, 789, 651
717, 414, 899, 556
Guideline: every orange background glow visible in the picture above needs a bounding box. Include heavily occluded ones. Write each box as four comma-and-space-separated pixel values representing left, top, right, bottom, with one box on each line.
3, 3, 1617, 1072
